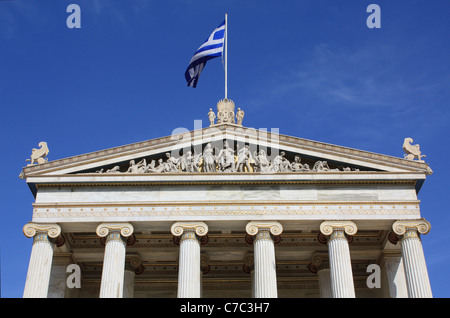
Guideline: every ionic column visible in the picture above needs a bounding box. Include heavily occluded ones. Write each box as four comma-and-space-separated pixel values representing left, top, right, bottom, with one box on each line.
123, 253, 144, 298
246, 221, 283, 298
96, 223, 134, 298
23, 223, 62, 298
392, 219, 432, 298
309, 253, 332, 298
171, 222, 208, 298
320, 221, 357, 298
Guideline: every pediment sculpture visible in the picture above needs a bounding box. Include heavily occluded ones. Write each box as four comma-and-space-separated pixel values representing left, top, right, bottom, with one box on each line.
403, 137, 426, 162
209, 99, 245, 126
94, 141, 362, 174
26, 142, 49, 166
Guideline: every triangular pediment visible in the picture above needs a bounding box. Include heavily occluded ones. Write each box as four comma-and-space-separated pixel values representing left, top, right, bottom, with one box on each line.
21, 124, 432, 179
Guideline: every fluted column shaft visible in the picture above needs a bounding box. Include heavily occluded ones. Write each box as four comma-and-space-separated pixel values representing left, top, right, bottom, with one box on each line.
23, 233, 55, 298
309, 253, 332, 298
253, 230, 278, 298
23, 223, 61, 298
393, 219, 432, 298
97, 223, 134, 298
123, 254, 143, 298
171, 222, 208, 298
328, 230, 355, 298
99, 231, 127, 298
123, 270, 135, 298
401, 231, 432, 297
318, 268, 332, 298
320, 221, 357, 298
246, 221, 283, 298
178, 229, 201, 298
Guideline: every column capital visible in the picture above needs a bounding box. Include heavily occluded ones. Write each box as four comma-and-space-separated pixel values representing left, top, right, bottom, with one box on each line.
392, 219, 431, 236
245, 221, 283, 236
319, 221, 358, 236
309, 253, 330, 273
23, 222, 61, 238
171, 222, 208, 237
125, 253, 144, 275
96, 223, 134, 238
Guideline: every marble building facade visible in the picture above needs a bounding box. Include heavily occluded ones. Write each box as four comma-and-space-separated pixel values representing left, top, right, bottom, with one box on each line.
19, 100, 433, 298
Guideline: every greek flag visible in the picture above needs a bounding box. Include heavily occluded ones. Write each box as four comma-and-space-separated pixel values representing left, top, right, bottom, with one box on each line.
185, 20, 225, 88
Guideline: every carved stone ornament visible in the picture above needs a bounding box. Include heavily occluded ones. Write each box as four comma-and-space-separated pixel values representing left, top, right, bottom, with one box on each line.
309, 253, 329, 273
319, 221, 358, 236
216, 99, 236, 124
96, 223, 134, 238
26, 142, 49, 166
392, 219, 431, 236
245, 221, 283, 236
403, 137, 426, 162
207, 108, 216, 126
23, 222, 61, 238
93, 142, 363, 175
126, 254, 144, 274
170, 222, 209, 237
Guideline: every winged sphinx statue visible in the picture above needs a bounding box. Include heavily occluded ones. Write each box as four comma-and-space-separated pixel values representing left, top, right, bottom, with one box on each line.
26, 142, 49, 166
402, 138, 426, 162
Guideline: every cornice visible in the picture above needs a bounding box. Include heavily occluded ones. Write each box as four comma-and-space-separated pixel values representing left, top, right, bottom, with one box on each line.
21, 125, 431, 178
31, 178, 419, 189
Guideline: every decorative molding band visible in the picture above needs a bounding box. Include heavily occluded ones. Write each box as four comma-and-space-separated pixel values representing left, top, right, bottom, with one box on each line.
245, 221, 283, 236
392, 219, 431, 236
170, 222, 209, 237
319, 221, 358, 236
32, 200, 421, 208
32, 206, 420, 221
96, 223, 134, 238
33, 179, 418, 189
23, 222, 61, 238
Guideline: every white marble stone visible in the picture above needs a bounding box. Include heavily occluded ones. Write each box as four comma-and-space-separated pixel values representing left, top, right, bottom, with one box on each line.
318, 268, 333, 298
99, 231, 127, 298
23, 233, 55, 298
23, 223, 61, 298
246, 221, 283, 298
393, 219, 432, 298
123, 270, 135, 298
320, 221, 357, 298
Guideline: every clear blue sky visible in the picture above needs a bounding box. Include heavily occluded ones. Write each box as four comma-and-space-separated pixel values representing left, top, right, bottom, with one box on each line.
1, 0, 449, 298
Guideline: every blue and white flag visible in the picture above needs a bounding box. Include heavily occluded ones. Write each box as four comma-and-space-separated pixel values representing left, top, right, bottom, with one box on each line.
185, 20, 225, 88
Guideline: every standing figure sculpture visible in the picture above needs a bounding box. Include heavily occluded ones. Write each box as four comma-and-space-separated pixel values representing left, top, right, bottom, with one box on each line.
253, 149, 272, 173
202, 143, 216, 172
217, 141, 235, 172
236, 108, 245, 126
236, 145, 252, 172
208, 108, 216, 126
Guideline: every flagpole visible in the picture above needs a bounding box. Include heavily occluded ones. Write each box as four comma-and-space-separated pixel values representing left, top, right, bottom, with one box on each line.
224, 13, 228, 100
